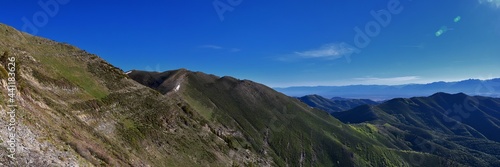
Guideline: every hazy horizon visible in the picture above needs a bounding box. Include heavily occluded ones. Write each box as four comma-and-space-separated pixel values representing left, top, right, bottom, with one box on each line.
270, 77, 500, 88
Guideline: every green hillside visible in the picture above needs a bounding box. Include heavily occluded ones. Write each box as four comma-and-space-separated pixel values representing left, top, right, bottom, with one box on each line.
298, 94, 378, 113
332, 93, 500, 166
129, 70, 470, 166
0, 23, 250, 166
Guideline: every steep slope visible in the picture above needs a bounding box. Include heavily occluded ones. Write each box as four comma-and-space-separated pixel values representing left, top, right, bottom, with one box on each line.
129, 70, 467, 167
332, 93, 500, 166
0, 23, 264, 166
298, 94, 378, 113
330, 105, 380, 124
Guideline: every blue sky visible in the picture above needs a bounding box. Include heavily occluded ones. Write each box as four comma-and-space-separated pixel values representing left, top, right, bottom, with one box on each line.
1, 0, 500, 87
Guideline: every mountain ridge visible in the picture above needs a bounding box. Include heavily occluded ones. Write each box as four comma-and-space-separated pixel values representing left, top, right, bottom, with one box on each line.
0, 23, 259, 166
129, 68, 500, 166
331, 92, 500, 166
129, 69, 465, 166
297, 94, 379, 113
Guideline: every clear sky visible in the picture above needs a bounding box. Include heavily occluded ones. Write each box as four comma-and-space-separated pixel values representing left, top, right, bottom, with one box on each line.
1, 0, 500, 87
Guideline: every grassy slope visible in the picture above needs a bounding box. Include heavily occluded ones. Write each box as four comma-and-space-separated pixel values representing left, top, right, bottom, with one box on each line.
332, 93, 500, 166
298, 95, 378, 113
0, 23, 246, 166
130, 70, 460, 167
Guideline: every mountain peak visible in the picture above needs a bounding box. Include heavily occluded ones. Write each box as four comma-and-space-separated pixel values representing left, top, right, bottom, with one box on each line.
430, 92, 468, 98
127, 69, 191, 94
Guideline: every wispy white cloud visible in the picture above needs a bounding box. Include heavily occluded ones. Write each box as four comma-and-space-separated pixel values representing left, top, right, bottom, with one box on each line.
199, 45, 223, 49
294, 43, 357, 60
353, 76, 422, 85
478, 0, 500, 8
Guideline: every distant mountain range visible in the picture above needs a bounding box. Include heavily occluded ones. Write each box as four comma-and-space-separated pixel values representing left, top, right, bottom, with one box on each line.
275, 79, 500, 100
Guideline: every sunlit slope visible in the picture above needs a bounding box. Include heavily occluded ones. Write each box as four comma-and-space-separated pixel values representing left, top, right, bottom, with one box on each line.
130, 70, 462, 166
333, 93, 500, 166
0, 23, 262, 166
298, 94, 378, 113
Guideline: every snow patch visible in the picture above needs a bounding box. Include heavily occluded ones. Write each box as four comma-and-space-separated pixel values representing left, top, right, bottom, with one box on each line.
174, 84, 181, 92
125, 70, 133, 75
